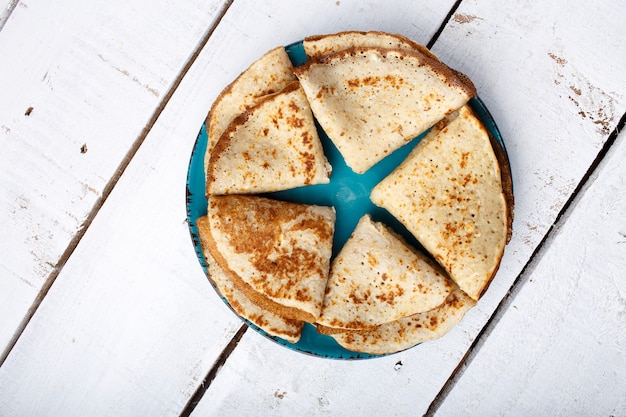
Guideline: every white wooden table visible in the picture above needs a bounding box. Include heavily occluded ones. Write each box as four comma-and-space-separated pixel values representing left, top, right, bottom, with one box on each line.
1, 0, 625, 415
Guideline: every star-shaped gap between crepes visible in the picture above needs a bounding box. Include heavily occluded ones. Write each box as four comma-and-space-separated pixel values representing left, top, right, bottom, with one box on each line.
264, 41, 431, 259
265, 119, 430, 259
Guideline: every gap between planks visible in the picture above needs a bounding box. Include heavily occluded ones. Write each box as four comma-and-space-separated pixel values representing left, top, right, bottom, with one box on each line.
426, 0, 463, 50
180, 325, 248, 417
423, 109, 626, 417
177, 2, 466, 416
0, 0, 19, 32
0, 0, 235, 367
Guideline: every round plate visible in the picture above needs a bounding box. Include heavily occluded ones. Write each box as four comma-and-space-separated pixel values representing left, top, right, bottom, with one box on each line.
186, 41, 510, 359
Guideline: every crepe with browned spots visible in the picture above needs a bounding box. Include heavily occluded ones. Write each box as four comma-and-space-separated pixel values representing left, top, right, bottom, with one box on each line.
204, 46, 296, 173
329, 287, 475, 354
206, 82, 331, 195
293, 47, 476, 173
204, 195, 335, 323
196, 216, 304, 343
303, 30, 439, 61
316, 215, 453, 333
371, 105, 511, 300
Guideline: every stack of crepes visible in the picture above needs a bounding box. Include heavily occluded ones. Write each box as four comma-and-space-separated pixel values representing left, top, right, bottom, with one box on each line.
195, 31, 513, 354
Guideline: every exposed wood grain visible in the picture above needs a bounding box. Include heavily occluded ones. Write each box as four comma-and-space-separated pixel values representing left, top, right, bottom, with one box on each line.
190, 0, 626, 416
433, 128, 626, 416
0, 0, 228, 356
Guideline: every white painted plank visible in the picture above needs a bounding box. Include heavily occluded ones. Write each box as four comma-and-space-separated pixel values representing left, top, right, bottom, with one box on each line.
191, 0, 626, 415
434, 132, 626, 416
428, 0, 626, 351
192, 324, 481, 417
0, 0, 227, 353
0, 4, 247, 415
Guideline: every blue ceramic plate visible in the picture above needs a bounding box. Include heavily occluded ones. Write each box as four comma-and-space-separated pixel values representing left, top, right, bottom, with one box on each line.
186, 41, 509, 359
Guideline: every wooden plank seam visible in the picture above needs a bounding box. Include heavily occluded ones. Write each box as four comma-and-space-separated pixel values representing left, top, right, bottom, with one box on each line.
423, 109, 626, 417
0, 0, 19, 32
180, 326, 248, 417
0, 0, 235, 368
426, 0, 463, 50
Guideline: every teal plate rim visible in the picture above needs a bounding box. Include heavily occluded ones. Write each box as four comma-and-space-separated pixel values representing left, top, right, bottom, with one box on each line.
185, 40, 511, 360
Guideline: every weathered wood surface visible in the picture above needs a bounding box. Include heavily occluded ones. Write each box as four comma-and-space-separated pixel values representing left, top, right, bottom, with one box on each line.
0, 0, 624, 415
434, 129, 626, 416
0, 0, 228, 356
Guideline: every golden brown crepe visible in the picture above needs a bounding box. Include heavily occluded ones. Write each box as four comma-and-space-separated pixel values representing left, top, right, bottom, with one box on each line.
204, 195, 335, 323
303, 30, 439, 61
316, 215, 453, 332
293, 46, 476, 173
329, 287, 476, 354
371, 105, 510, 300
204, 46, 296, 172
196, 216, 304, 343
206, 81, 331, 195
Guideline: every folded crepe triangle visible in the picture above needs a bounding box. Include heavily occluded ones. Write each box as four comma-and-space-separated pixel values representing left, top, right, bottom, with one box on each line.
316, 215, 453, 333
371, 105, 511, 300
303, 30, 439, 61
204, 46, 296, 171
206, 81, 331, 195
196, 216, 304, 343
204, 195, 335, 324
294, 46, 476, 173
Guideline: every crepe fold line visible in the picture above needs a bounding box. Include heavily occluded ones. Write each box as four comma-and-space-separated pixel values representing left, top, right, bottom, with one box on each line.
329, 287, 476, 354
